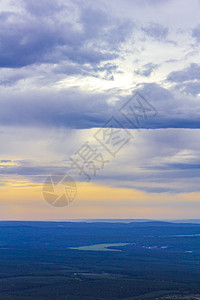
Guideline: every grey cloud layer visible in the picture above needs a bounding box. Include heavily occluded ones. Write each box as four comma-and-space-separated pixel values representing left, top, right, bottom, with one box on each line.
0, 83, 200, 129
134, 63, 159, 77
142, 23, 168, 40
1, 128, 200, 194
167, 63, 200, 82
0, 0, 200, 130
167, 63, 200, 96
0, 88, 112, 128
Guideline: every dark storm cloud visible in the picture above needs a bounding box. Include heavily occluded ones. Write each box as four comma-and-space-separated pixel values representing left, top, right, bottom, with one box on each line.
23, 0, 64, 16
0, 0, 199, 131
142, 23, 168, 40
167, 63, 200, 82
0, 1, 133, 69
157, 163, 200, 170
53, 62, 117, 81
0, 159, 69, 179
167, 63, 200, 96
0, 10, 68, 68
174, 82, 200, 96
0, 83, 200, 129
0, 88, 112, 128
134, 63, 159, 77
192, 24, 200, 42
122, 83, 200, 129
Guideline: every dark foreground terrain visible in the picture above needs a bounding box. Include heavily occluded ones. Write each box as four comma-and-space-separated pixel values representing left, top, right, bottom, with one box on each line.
0, 220, 200, 300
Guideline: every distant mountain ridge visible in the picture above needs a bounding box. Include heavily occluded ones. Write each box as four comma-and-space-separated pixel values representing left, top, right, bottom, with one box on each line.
0, 219, 200, 227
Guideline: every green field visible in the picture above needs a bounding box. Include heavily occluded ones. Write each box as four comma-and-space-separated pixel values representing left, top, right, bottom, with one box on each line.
69, 243, 131, 251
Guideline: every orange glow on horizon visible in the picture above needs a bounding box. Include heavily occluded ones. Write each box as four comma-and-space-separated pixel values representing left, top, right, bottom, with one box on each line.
0, 178, 200, 220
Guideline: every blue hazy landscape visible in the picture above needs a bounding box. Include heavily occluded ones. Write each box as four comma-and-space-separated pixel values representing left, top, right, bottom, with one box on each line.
0, 220, 200, 299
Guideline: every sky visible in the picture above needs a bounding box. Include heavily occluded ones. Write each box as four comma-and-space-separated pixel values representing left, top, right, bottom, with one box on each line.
0, 0, 200, 220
